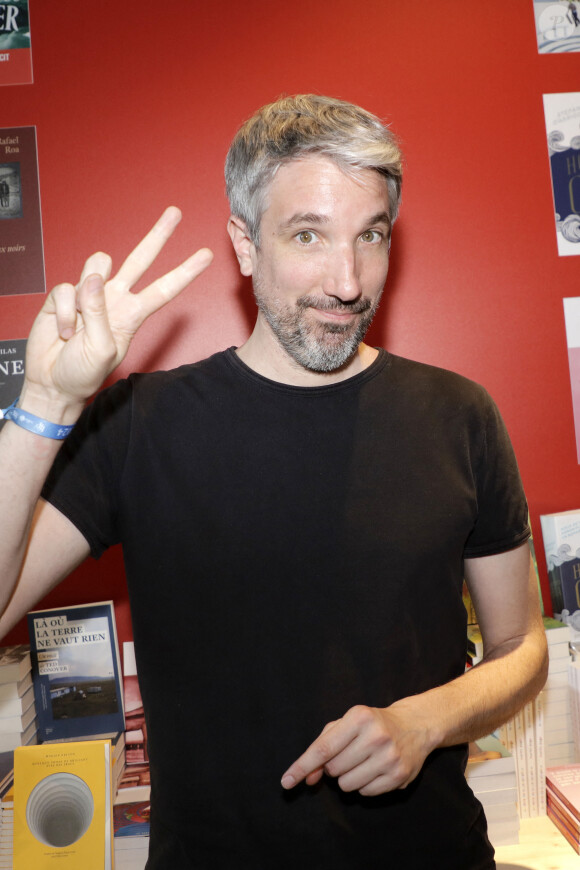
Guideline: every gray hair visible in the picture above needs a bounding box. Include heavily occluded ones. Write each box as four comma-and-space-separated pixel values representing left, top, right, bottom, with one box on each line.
224, 94, 403, 245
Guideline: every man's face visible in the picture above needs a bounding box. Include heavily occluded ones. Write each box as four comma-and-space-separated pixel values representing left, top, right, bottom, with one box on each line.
247, 155, 392, 373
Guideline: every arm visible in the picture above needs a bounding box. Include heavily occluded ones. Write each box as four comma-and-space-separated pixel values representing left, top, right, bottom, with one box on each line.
0, 207, 213, 633
281, 541, 548, 795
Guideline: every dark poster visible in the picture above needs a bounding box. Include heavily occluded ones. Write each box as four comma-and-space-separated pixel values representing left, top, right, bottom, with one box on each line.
0, 126, 45, 296
0, 1, 33, 86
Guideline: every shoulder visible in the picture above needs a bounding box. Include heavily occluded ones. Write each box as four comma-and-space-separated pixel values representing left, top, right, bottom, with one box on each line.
95, 348, 235, 410
383, 353, 497, 418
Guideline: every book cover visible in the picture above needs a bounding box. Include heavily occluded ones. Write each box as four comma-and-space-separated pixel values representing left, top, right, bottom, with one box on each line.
0, 338, 25, 430
543, 94, 580, 257
27, 602, 124, 743
533, 1, 580, 53
0, 647, 30, 686
113, 800, 150, 840
540, 510, 580, 613
13, 739, 113, 870
0, 126, 45, 296
546, 764, 580, 819
0, 0, 32, 86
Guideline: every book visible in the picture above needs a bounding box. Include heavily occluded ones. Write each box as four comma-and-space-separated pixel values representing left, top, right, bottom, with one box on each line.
0, 127, 45, 296
113, 800, 150, 841
27, 602, 124, 743
543, 94, 580, 258
467, 734, 516, 776
545, 764, 580, 841
563, 300, 580, 466
467, 626, 483, 660
122, 642, 148, 766
0, 670, 31, 703
465, 735, 519, 845
117, 642, 150, 804
544, 615, 571, 642
0, 692, 34, 734
533, 1, 580, 54
0, 338, 26, 430
0, 0, 32, 86
0, 647, 29, 685
540, 510, 580, 615
13, 739, 113, 869
0, 716, 36, 753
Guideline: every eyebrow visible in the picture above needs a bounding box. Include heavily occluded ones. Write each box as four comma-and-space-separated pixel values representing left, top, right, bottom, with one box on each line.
278, 212, 330, 232
277, 210, 391, 233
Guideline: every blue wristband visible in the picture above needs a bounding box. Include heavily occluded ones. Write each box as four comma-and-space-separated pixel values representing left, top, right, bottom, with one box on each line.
0, 397, 75, 440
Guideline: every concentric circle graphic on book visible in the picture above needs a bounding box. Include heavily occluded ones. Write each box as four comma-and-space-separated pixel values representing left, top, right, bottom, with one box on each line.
25, 772, 94, 848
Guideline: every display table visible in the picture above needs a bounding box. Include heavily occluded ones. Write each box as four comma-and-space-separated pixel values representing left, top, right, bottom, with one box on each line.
494, 816, 578, 868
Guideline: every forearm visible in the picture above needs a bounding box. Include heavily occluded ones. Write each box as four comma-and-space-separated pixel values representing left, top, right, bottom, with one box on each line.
391, 624, 548, 755
0, 387, 84, 612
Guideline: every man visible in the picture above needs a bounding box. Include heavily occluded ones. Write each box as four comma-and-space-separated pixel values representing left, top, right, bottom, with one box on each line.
0, 95, 547, 868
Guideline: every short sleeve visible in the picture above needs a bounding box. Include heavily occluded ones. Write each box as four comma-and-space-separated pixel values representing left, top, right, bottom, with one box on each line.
462, 394, 530, 557
42, 379, 133, 559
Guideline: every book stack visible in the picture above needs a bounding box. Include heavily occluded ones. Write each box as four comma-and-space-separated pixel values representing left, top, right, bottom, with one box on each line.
543, 618, 575, 768
465, 734, 519, 846
0, 646, 37, 752
116, 643, 150, 805
114, 800, 150, 870
546, 764, 580, 853
0, 785, 14, 870
0, 752, 14, 870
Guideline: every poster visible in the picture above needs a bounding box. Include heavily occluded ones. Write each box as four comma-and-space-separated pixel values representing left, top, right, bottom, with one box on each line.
533, 1, 580, 53
0, 338, 26, 430
543, 93, 580, 256
0, 126, 45, 296
0, 1, 33, 86
563, 298, 580, 462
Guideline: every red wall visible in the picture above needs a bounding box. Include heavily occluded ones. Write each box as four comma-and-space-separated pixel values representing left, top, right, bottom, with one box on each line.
1, 1, 575, 646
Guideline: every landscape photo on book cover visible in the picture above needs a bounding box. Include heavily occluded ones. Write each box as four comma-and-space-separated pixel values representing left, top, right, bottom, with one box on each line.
33, 614, 120, 721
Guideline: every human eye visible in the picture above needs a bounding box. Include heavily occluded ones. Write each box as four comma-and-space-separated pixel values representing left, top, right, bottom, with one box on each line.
360, 229, 384, 244
295, 229, 318, 245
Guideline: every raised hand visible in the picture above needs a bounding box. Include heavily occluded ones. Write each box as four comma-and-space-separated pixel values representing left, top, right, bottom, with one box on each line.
22, 207, 213, 412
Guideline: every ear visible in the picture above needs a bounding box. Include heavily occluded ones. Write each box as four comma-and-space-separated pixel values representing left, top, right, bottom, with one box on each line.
227, 216, 255, 277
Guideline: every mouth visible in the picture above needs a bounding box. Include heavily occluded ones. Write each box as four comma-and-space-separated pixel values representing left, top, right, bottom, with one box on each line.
311, 307, 359, 324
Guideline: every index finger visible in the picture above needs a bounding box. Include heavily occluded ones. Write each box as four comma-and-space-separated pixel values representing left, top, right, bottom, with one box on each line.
281, 720, 352, 789
111, 206, 184, 291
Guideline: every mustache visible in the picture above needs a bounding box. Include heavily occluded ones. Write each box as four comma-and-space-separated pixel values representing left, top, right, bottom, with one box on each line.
296, 295, 373, 315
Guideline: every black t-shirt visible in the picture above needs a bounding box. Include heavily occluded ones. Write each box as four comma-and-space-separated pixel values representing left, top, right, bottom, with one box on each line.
43, 349, 529, 869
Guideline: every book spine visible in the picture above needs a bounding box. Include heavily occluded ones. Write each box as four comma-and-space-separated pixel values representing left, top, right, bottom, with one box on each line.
534, 692, 546, 816
514, 710, 530, 819
524, 701, 538, 817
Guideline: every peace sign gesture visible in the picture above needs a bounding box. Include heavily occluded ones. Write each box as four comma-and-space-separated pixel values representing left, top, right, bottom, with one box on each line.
21, 207, 213, 417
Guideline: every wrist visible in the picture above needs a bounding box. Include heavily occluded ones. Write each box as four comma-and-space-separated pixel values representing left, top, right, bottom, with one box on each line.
18, 383, 85, 426
388, 694, 445, 754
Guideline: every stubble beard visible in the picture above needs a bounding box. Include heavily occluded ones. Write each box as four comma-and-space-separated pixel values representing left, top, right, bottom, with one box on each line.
253, 278, 382, 373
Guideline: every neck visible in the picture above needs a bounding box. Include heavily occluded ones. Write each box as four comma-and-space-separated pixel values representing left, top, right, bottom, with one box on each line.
236, 319, 379, 386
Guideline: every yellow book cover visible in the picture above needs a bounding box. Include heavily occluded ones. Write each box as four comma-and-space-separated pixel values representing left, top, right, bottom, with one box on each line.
13, 739, 113, 869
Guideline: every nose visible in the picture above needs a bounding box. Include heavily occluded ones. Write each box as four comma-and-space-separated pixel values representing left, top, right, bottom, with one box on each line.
323, 245, 362, 302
